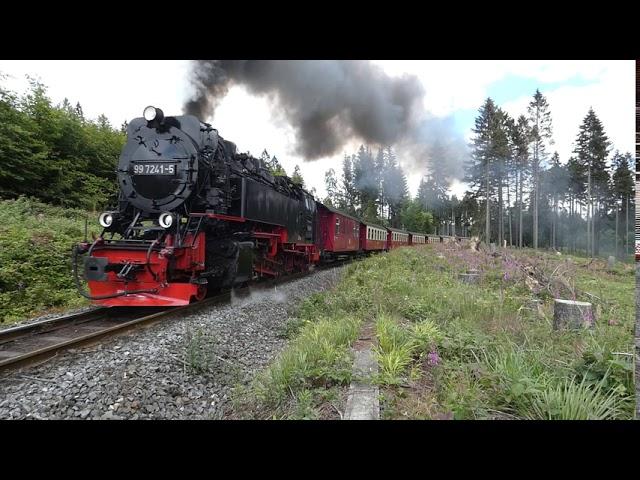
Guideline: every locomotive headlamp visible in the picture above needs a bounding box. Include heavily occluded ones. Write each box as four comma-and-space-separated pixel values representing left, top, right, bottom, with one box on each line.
143, 106, 157, 121
158, 212, 174, 229
143, 106, 164, 124
99, 212, 114, 228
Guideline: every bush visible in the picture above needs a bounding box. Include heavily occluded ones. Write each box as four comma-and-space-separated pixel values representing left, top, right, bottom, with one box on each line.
0, 197, 99, 323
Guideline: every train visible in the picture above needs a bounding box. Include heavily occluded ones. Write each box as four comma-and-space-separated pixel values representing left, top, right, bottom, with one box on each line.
73, 107, 465, 307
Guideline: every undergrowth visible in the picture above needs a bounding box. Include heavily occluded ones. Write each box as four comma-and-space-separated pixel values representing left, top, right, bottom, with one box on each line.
0, 197, 100, 323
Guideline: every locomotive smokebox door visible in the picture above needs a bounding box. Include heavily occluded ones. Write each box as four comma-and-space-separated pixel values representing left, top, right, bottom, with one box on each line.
234, 242, 254, 284
84, 256, 109, 281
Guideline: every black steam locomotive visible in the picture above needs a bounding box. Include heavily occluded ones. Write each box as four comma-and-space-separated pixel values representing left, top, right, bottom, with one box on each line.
75, 106, 318, 306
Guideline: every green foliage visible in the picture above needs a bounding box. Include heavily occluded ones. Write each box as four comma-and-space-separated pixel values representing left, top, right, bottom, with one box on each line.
0, 77, 125, 210
522, 375, 625, 420
0, 197, 100, 323
182, 327, 217, 374
400, 199, 434, 234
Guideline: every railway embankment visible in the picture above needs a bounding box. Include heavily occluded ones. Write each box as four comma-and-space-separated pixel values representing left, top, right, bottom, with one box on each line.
235, 244, 635, 420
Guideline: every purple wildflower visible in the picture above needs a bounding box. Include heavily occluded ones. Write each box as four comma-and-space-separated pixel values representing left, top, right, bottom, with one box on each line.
427, 351, 440, 366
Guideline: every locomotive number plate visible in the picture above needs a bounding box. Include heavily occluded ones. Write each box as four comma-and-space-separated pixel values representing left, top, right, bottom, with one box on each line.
133, 163, 176, 175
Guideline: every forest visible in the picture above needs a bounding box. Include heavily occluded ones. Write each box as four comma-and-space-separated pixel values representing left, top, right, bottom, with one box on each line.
0, 78, 634, 259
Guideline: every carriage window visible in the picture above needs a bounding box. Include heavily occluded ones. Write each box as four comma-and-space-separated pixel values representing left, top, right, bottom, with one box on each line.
335, 218, 340, 235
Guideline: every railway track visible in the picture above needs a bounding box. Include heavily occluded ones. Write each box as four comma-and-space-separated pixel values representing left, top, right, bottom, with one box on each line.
0, 293, 233, 374
0, 266, 329, 374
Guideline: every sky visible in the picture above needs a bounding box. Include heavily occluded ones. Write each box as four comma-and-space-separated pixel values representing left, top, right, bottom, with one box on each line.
0, 60, 634, 201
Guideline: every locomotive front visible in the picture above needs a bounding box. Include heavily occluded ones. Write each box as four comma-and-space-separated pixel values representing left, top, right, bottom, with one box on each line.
74, 107, 222, 306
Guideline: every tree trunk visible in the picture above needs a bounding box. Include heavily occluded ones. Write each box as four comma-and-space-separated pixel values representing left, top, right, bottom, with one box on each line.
625, 195, 629, 255
519, 169, 523, 248
485, 159, 490, 244
533, 141, 539, 250
588, 163, 593, 257
615, 204, 619, 258
498, 172, 503, 246
508, 172, 513, 246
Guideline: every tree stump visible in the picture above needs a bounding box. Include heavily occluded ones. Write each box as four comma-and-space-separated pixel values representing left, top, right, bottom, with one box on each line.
458, 273, 479, 284
607, 256, 616, 270
553, 299, 594, 330
489, 243, 496, 254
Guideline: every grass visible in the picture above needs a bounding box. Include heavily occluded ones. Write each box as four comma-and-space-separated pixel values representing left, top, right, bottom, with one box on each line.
239, 242, 634, 420
0, 197, 101, 323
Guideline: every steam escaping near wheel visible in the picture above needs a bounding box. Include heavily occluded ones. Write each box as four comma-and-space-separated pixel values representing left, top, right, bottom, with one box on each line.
183, 60, 466, 181
230, 286, 287, 308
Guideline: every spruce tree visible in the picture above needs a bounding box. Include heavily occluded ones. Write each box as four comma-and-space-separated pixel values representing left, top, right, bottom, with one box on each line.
291, 164, 305, 187
611, 151, 634, 254
527, 89, 553, 250
468, 98, 500, 243
573, 108, 611, 256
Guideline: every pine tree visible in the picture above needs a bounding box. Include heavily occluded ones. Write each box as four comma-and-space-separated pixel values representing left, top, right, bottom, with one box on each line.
573, 108, 611, 256
566, 156, 587, 252
324, 168, 339, 206
544, 152, 569, 250
291, 164, 305, 187
510, 115, 530, 248
375, 147, 386, 218
467, 98, 500, 243
75, 102, 84, 122
382, 147, 408, 227
260, 149, 270, 169
341, 154, 358, 216
527, 89, 553, 250
353, 145, 378, 219
611, 151, 634, 255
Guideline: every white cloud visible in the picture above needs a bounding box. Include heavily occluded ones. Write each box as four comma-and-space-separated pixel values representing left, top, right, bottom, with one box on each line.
500, 61, 634, 162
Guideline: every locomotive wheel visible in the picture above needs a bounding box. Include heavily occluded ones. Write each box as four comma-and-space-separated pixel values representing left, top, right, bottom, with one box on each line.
192, 284, 207, 302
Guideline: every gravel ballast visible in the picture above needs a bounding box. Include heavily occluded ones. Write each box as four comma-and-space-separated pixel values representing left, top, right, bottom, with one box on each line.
0, 267, 343, 420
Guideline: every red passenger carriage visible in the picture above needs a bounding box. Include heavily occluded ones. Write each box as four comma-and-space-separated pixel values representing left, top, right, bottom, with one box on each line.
387, 228, 410, 249
317, 204, 360, 259
360, 223, 388, 251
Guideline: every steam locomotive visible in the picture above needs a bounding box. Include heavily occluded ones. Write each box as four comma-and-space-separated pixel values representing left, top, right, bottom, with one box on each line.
74, 107, 460, 307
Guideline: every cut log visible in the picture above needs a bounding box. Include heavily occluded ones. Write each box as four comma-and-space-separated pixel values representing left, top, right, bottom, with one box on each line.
458, 273, 479, 284
553, 299, 594, 330
467, 268, 479, 275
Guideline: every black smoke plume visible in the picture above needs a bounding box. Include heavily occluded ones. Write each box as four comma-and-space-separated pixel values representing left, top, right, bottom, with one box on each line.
184, 60, 466, 180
